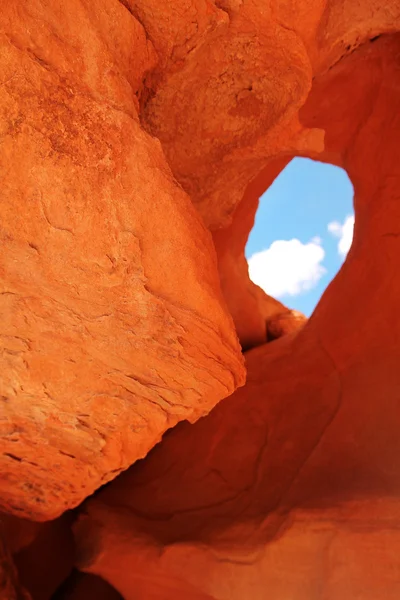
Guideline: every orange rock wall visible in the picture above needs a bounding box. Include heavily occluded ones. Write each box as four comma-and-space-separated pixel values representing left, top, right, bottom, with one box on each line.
0, 0, 244, 520
1, 1, 400, 599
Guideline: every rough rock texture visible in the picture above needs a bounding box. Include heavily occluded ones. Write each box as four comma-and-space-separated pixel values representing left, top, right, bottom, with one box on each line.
0, 0, 245, 520
73, 25, 400, 600
1, 0, 400, 598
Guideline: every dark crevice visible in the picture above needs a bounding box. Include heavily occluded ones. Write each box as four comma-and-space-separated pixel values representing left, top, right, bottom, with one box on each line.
117, 0, 134, 17
3, 453, 22, 462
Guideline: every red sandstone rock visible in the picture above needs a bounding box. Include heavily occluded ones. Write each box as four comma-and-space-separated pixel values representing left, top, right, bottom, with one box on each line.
13, 514, 74, 600
1, 0, 400, 598
0, 513, 42, 555
72, 32, 400, 600
140, 1, 324, 230
212, 157, 291, 349
266, 310, 308, 341
0, 513, 74, 599
0, 535, 31, 600
135, 0, 400, 348
0, 0, 245, 520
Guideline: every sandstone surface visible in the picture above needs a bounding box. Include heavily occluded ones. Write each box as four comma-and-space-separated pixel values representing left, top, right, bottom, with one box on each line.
1, 0, 400, 599
73, 24, 400, 600
0, 0, 245, 521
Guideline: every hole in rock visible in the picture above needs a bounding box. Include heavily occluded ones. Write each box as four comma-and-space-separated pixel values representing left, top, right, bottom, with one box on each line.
246, 157, 354, 317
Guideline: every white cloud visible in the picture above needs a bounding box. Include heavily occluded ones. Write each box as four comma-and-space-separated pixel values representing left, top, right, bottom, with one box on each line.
247, 237, 326, 298
328, 215, 354, 256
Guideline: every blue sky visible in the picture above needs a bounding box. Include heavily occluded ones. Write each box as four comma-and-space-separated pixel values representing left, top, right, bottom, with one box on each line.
246, 158, 354, 316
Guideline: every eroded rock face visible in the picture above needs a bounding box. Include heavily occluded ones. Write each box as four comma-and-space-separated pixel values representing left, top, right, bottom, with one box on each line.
266, 310, 307, 341
73, 30, 400, 600
0, 0, 245, 520
1, 0, 400, 598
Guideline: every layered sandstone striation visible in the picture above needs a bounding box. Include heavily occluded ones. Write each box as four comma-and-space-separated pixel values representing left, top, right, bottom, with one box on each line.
1, 0, 400, 599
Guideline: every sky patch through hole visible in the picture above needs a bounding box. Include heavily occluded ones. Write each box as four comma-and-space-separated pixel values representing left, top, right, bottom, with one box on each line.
246, 157, 354, 316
